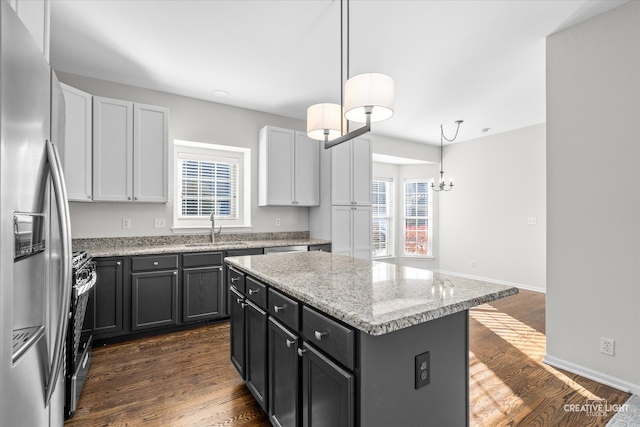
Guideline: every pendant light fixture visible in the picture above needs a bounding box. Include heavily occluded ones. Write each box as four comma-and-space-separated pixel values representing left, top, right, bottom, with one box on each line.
431, 120, 463, 192
306, 0, 394, 149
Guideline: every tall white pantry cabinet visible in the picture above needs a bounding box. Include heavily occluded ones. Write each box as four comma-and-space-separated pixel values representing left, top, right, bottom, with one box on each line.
310, 137, 372, 260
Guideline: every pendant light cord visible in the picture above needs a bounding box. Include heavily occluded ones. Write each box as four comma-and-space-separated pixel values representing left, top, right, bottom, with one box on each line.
340, 0, 350, 135
439, 120, 463, 173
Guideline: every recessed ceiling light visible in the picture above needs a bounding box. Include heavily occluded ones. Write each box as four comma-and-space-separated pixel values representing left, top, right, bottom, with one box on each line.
211, 90, 230, 98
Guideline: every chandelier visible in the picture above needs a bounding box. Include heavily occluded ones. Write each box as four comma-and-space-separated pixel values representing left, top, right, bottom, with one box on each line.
432, 120, 463, 192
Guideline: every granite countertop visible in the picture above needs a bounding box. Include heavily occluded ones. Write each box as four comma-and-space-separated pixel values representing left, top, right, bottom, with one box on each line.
225, 251, 519, 336
73, 232, 330, 258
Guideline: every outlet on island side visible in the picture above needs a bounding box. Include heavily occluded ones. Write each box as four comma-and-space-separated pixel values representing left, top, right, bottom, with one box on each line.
415, 351, 430, 389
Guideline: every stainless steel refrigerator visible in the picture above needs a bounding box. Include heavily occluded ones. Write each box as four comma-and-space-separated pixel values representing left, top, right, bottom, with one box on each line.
1, 2, 72, 426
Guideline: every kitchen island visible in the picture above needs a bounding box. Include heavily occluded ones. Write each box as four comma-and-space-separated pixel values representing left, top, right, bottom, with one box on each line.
225, 251, 518, 427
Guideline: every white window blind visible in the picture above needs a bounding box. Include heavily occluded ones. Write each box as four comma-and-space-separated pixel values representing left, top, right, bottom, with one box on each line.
177, 154, 238, 220
372, 178, 393, 258
404, 180, 431, 256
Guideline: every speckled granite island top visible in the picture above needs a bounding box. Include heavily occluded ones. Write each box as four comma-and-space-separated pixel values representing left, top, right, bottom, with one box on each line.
225, 251, 518, 336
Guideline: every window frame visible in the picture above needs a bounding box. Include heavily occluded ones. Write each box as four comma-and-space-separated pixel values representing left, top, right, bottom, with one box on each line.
372, 177, 394, 259
402, 179, 433, 258
173, 140, 251, 231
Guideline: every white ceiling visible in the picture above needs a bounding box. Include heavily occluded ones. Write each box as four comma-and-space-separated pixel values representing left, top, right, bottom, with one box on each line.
49, 0, 627, 146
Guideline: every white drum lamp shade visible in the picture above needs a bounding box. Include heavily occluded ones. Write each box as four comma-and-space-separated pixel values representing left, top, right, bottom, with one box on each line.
307, 103, 343, 141
344, 73, 394, 123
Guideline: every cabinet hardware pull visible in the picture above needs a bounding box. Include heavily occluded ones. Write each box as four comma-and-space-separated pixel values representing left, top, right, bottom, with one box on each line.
297, 348, 307, 357
116, 261, 121, 265
314, 331, 327, 340
153, 261, 159, 265
241, 302, 248, 308
236, 298, 243, 304
248, 288, 259, 295
286, 339, 294, 348
173, 271, 177, 275
231, 277, 240, 283
274, 305, 285, 313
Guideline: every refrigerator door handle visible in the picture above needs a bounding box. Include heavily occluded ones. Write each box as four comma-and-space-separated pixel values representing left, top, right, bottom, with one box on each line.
44, 140, 73, 406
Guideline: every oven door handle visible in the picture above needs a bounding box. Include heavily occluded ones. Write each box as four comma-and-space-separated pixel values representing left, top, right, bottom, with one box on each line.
44, 140, 73, 406
77, 270, 97, 296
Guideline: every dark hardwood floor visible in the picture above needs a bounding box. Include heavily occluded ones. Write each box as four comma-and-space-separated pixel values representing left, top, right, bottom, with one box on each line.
65, 289, 630, 426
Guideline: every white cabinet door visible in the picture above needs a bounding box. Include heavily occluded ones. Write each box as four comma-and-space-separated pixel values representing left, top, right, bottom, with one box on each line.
61, 83, 92, 202
330, 140, 352, 206
293, 131, 320, 206
259, 126, 294, 206
331, 206, 353, 257
11, 0, 49, 60
258, 126, 320, 207
331, 206, 372, 259
352, 206, 372, 260
93, 97, 133, 202
331, 138, 371, 206
351, 138, 372, 206
133, 103, 169, 203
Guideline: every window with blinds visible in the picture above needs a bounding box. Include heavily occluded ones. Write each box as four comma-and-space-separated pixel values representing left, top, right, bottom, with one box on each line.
177, 156, 238, 219
372, 178, 393, 258
404, 180, 431, 256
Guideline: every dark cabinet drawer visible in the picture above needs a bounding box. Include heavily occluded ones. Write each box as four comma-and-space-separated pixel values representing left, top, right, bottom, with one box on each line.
268, 288, 299, 332
246, 276, 267, 310
183, 251, 223, 268
131, 254, 178, 271
228, 267, 246, 294
302, 306, 354, 370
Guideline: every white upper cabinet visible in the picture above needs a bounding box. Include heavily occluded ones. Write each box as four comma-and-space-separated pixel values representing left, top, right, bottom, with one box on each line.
331, 138, 371, 206
258, 126, 320, 207
61, 83, 93, 201
9, 0, 50, 61
133, 103, 169, 203
93, 96, 168, 203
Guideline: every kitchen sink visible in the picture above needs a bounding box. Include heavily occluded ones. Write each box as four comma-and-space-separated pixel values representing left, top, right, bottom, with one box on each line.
184, 242, 248, 248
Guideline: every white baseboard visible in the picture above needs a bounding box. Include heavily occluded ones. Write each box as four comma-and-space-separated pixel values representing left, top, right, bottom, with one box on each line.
435, 270, 546, 293
543, 354, 640, 395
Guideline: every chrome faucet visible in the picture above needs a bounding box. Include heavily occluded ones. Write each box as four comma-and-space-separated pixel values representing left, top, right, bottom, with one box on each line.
209, 211, 222, 243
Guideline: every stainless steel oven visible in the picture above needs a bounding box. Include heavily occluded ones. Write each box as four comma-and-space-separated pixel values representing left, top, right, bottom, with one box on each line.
64, 250, 96, 419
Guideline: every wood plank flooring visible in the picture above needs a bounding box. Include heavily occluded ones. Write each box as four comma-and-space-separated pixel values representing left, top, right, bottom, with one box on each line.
65, 289, 630, 427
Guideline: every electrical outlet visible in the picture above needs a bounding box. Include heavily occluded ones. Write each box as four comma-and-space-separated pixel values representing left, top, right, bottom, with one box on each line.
154, 218, 166, 229
601, 337, 615, 356
471, 261, 476, 268
276, 218, 281, 226
527, 217, 537, 225
122, 218, 131, 229
415, 351, 430, 389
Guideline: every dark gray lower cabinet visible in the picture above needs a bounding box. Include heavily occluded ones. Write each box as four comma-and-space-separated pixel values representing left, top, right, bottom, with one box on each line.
302, 342, 354, 427
268, 318, 299, 427
182, 266, 224, 322
131, 270, 178, 331
83, 258, 124, 338
229, 286, 246, 378
245, 300, 268, 412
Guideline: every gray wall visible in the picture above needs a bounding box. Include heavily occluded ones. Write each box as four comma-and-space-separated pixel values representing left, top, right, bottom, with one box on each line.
546, 1, 640, 394
439, 124, 546, 291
